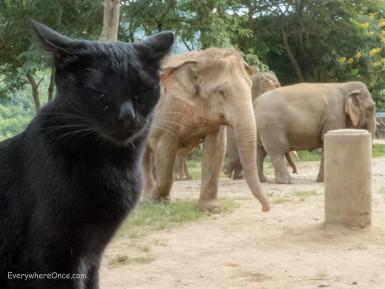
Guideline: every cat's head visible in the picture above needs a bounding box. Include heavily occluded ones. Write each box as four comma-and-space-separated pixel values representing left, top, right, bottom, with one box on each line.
31, 20, 174, 145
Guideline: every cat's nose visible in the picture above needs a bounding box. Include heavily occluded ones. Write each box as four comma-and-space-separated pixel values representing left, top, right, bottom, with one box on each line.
118, 101, 136, 123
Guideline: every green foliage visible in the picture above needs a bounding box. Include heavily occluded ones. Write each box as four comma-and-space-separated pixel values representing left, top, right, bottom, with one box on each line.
120, 0, 249, 49
186, 160, 202, 180
2, 0, 385, 139
117, 199, 239, 239
297, 150, 322, 162
294, 144, 385, 161
372, 143, 385, 158
271, 190, 319, 204
244, 50, 270, 71
335, 12, 385, 109
0, 92, 35, 140
230, 0, 385, 110
0, 0, 103, 108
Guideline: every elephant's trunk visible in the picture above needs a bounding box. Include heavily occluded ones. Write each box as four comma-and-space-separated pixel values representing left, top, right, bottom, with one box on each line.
367, 111, 376, 140
228, 103, 270, 212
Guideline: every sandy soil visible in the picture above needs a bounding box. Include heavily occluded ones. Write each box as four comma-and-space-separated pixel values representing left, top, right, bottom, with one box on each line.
100, 156, 385, 289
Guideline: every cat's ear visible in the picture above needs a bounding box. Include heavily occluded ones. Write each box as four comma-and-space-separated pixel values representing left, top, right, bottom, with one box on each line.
134, 31, 175, 64
31, 20, 74, 59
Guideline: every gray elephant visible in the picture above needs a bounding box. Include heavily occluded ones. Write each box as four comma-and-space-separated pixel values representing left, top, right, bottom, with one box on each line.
224, 71, 297, 179
144, 48, 270, 212
254, 81, 376, 184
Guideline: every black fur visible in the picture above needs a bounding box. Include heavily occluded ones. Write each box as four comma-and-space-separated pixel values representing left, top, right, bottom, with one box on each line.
0, 21, 174, 289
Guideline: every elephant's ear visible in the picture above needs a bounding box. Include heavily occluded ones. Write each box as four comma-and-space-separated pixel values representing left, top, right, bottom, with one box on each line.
160, 53, 199, 104
345, 89, 361, 127
261, 74, 275, 87
244, 62, 256, 76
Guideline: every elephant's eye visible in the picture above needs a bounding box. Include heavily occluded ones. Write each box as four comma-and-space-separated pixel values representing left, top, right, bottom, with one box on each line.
215, 87, 227, 98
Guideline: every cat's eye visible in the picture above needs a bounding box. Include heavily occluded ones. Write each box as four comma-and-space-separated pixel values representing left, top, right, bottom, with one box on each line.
85, 86, 106, 99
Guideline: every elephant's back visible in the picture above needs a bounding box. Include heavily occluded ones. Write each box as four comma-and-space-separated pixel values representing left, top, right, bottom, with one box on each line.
254, 83, 338, 150
255, 83, 335, 116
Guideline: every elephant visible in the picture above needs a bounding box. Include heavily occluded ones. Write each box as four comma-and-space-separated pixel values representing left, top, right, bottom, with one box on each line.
223, 71, 298, 180
143, 48, 270, 212
254, 81, 376, 184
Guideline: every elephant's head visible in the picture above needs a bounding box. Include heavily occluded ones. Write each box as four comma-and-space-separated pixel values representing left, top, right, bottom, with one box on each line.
161, 48, 270, 211
251, 71, 280, 101
344, 83, 376, 138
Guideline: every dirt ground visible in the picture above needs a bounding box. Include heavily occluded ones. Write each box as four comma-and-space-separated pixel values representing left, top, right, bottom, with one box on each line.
100, 155, 385, 289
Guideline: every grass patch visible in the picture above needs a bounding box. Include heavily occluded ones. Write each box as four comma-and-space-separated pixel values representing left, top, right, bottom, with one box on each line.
109, 255, 154, 266
372, 144, 385, 158
183, 144, 385, 181
186, 159, 226, 180
271, 190, 319, 204
272, 196, 290, 204
297, 150, 321, 161
293, 190, 319, 201
117, 199, 238, 239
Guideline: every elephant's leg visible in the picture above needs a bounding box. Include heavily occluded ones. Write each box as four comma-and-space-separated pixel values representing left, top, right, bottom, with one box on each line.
317, 124, 336, 183
174, 153, 184, 180
316, 148, 324, 182
152, 139, 177, 201
257, 143, 268, 182
224, 126, 240, 179
199, 127, 226, 211
286, 151, 298, 174
223, 160, 233, 179
183, 158, 192, 180
232, 159, 243, 180
142, 145, 155, 199
270, 153, 292, 184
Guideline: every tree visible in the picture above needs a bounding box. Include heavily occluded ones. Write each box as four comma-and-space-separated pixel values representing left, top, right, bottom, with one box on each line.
230, 0, 385, 87
100, 0, 120, 41
0, 0, 103, 111
119, 0, 249, 50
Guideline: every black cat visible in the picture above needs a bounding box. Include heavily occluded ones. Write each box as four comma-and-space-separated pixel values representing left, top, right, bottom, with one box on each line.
0, 21, 174, 289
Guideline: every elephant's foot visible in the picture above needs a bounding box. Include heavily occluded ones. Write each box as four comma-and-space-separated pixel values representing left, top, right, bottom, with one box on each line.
259, 174, 267, 183
198, 199, 221, 212
223, 168, 232, 179
316, 175, 324, 183
151, 188, 171, 202
152, 195, 170, 203
232, 171, 243, 180
275, 173, 292, 184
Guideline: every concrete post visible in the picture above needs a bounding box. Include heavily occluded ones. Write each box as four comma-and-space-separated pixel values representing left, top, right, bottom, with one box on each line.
324, 129, 371, 227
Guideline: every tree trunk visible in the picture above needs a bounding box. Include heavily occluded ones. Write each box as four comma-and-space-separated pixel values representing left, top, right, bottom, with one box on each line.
100, 0, 120, 41
48, 66, 55, 101
25, 73, 41, 112
281, 24, 304, 82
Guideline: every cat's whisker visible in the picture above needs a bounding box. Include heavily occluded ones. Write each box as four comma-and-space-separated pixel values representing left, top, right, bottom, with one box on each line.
50, 128, 97, 145
90, 134, 103, 150
41, 124, 91, 132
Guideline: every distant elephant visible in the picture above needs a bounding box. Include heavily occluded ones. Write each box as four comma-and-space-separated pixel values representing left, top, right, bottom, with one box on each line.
223, 71, 298, 179
254, 81, 376, 184
143, 48, 270, 211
